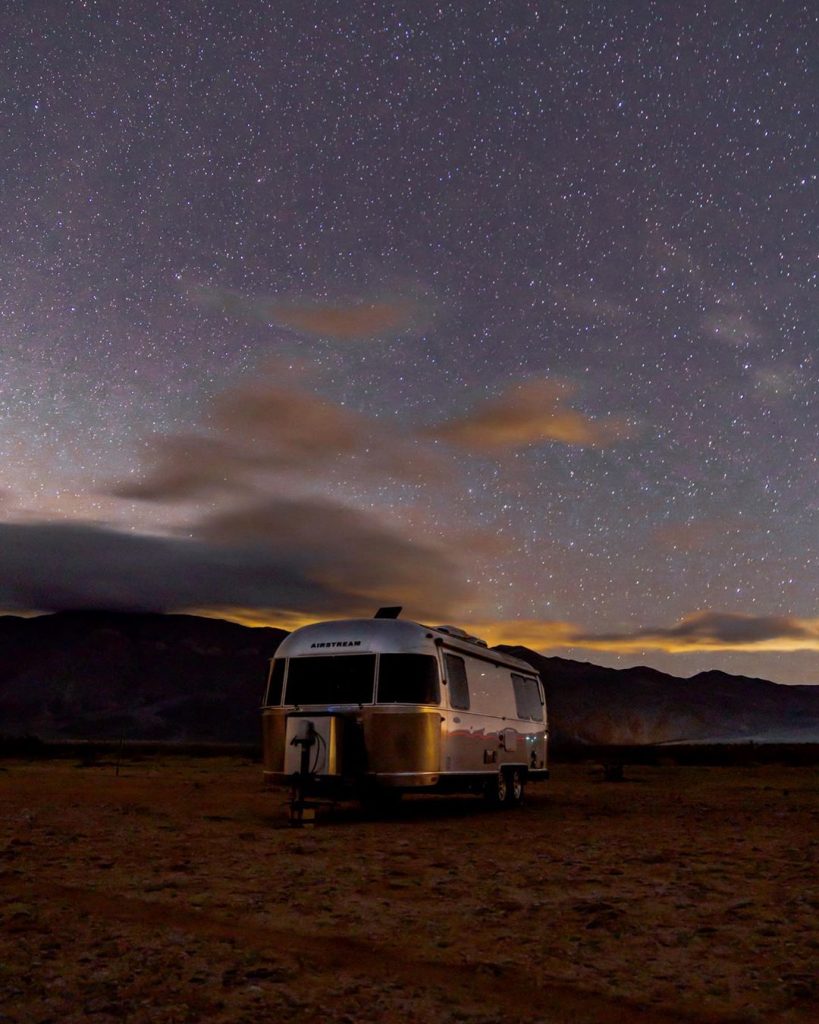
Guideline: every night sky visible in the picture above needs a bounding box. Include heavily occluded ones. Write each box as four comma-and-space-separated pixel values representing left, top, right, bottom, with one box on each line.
1, 2, 816, 683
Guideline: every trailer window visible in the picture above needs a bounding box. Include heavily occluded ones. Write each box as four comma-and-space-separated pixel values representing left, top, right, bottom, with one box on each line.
512, 673, 543, 721
284, 654, 375, 706
265, 658, 285, 706
444, 653, 470, 710
378, 654, 440, 705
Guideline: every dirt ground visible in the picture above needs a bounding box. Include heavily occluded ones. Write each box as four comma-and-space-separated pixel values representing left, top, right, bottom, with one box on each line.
0, 759, 817, 1024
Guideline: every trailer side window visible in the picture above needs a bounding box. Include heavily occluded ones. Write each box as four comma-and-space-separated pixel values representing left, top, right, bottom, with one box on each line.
444, 653, 470, 710
284, 654, 375, 706
512, 673, 543, 721
378, 654, 440, 704
265, 658, 286, 706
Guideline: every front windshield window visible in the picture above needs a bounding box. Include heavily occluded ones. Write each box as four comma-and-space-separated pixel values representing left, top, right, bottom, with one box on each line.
265, 658, 285, 706
283, 654, 375, 706
378, 653, 440, 704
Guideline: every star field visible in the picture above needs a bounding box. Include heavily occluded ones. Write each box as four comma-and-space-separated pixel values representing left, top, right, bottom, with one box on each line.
0, 2, 816, 681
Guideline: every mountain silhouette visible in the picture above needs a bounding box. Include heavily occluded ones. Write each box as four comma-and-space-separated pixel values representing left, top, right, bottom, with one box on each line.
499, 646, 819, 745
0, 611, 284, 742
0, 612, 817, 745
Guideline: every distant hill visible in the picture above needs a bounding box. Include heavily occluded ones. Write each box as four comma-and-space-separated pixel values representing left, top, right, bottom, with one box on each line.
0, 612, 817, 745
0, 612, 285, 742
498, 646, 819, 746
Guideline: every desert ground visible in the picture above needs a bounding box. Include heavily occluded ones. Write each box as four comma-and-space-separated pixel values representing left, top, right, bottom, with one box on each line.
0, 758, 817, 1024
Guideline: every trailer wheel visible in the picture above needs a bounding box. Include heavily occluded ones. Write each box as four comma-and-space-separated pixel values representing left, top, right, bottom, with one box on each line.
485, 769, 508, 806
505, 768, 524, 807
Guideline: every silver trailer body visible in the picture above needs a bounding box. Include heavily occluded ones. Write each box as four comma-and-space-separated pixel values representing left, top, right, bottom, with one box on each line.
261, 618, 548, 801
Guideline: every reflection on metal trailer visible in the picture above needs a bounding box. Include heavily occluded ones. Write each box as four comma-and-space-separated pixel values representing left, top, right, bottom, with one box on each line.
261, 608, 548, 811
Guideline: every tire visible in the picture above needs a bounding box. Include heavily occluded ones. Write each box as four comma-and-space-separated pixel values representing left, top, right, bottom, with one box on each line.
505, 768, 524, 807
485, 769, 508, 806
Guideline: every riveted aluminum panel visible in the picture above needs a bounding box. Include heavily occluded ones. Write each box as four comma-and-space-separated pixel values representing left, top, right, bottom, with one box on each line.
362, 707, 441, 775
262, 709, 287, 772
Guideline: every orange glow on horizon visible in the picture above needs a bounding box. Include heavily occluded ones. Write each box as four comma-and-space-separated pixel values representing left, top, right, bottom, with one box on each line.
462, 616, 819, 654
182, 608, 819, 655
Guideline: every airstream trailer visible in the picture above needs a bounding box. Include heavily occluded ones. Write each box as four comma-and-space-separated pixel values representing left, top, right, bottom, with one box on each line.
261, 610, 548, 806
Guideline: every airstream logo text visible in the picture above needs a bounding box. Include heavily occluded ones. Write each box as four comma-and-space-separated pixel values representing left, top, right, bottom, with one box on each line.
310, 640, 362, 648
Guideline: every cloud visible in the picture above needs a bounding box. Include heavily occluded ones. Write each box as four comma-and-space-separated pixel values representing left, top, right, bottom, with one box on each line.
467, 619, 582, 649
108, 371, 632, 625
427, 379, 631, 451
106, 367, 465, 620
0, 512, 463, 621
6, 509, 813, 658
0, 520, 320, 613
197, 496, 464, 610
115, 376, 440, 502
189, 285, 423, 340
472, 612, 819, 654
272, 300, 418, 339
580, 612, 819, 652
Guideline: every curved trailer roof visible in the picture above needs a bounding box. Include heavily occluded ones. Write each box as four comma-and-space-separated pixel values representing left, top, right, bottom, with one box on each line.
275, 618, 539, 676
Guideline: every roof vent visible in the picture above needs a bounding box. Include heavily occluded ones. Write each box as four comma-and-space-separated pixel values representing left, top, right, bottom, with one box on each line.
436, 625, 488, 647
374, 606, 402, 619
